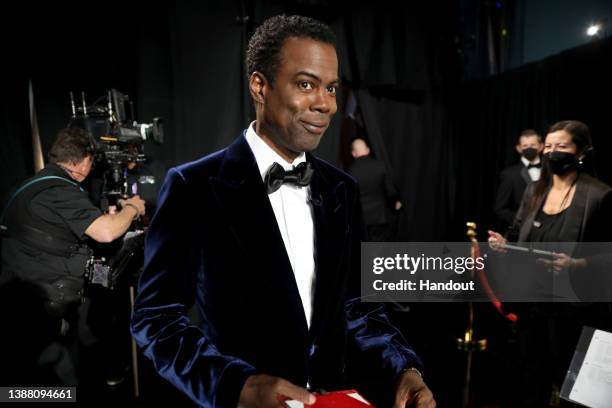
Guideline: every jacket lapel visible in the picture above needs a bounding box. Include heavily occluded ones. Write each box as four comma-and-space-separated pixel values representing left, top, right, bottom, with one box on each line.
520, 165, 531, 185
558, 173, 587, 242
207, 137, 351, 339
208, 134, 308, 334
308, 156, 349, 340
519, 173, 588, 242
519, 187, 546, 243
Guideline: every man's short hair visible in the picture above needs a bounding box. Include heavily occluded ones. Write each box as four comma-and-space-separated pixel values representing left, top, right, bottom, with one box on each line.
518, 129, 542, 142
246, 14, 336, 85
48, 127, 93, 164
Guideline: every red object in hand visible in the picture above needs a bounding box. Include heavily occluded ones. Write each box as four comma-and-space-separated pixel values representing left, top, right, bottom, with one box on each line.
285, 390, 374, 408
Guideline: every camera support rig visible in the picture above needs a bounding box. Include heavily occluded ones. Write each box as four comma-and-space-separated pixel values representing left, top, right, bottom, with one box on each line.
68, 89, 163, 208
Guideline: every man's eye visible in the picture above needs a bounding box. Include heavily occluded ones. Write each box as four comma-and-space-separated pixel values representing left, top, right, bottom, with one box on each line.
299, 81, 313, 90
327, 85, 337, 96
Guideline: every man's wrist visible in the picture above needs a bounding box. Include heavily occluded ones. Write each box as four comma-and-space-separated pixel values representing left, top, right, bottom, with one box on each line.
402, 367, 423, 378
123, 203, 140, 219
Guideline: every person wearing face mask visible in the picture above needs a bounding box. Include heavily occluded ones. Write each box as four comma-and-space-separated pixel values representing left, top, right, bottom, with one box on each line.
490, 121, 610, 245
488, 120, 612, 407
0, 127, 145, 386
493, 129, 543, 232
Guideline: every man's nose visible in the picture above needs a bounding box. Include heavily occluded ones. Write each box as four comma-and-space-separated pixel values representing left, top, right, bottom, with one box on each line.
311, 89, 334, 114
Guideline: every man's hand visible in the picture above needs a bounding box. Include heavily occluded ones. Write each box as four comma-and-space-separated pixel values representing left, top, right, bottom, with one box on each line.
86, 195, 147, 243
394, 369, 436, 408
239, 374, 316, 408
119, 195, 146, 217
538, 252, 587, 272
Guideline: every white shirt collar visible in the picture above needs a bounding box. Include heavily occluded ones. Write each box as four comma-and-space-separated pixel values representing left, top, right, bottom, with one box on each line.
245, 121, 306, 180
521, 156, 541, 167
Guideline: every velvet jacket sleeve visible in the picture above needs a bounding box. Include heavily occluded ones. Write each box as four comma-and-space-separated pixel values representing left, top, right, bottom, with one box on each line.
130, 168, 257, 408
343, 182, 424, 385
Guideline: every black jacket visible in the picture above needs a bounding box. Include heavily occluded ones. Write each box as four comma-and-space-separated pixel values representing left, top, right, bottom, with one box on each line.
512, 173, 612, 243
348, 156, 398, 225
511, 173, 612, 300
131, 133, 422, 408
494, 162, 533, 231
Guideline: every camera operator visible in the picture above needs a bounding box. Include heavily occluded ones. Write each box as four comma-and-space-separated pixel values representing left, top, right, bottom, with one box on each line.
0, 126, 145, 385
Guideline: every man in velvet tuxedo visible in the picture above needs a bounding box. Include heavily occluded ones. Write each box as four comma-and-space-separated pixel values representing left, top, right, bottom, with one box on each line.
494, 130, 543, 233
131, 15, 435, 408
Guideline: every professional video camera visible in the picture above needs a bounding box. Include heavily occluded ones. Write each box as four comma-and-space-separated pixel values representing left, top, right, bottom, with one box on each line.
68, 89, 163, 290
68, 89, 163, 208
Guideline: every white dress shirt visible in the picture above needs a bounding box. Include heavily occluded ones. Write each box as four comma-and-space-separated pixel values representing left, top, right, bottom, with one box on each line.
521, 156, 542, 182
244, 122, 316, 328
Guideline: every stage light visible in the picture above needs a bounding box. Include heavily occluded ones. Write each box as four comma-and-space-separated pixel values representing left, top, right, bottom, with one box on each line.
586, 24, 601, 37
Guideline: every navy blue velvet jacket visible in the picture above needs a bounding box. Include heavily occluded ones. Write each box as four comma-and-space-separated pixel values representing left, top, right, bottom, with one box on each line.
130, 133, 422, 407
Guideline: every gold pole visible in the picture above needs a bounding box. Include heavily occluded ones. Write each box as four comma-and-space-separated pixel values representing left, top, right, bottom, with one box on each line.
457, 222, 488, 408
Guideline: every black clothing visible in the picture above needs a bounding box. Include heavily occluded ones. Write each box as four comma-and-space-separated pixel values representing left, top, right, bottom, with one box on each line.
0, 163, 101, 385
264, 161, 313, 193
527, 208, 568, 243
347, 156, 398, 241
1, 163, 101, 292
513, 173, 612, 243
366, 224, 394, 242
494, 162, 533, 232
131, 134, 423, 408
506, 172, 612, 408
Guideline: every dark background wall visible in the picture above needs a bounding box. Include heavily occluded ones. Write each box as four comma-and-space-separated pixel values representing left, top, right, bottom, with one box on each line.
4, 1, 612, 242
3, 2, 612, 405
2, 0, 462, 240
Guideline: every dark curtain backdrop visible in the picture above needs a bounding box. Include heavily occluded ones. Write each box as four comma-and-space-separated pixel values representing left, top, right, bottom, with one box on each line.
3, 3, 612, 405
343, 2, 460, 241
1, 1, 458, 235
450, 36, 612, 240
0, 77, 31, 204
4, 2, 612, 240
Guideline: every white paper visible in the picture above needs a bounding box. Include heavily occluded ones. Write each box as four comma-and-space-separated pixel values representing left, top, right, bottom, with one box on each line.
347, 393, 371, 405
569, 329, 612, 408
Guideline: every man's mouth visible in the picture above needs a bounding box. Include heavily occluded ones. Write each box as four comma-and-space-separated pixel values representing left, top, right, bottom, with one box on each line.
300, 120, 328, 135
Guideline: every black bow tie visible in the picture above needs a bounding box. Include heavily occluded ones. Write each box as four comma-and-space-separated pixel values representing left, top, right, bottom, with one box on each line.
527, 163, 542, 169
264, 162, 313, 194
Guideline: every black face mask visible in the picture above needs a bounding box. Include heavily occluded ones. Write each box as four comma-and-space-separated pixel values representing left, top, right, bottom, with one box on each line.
522, 147, 539, 161
545, 151, 578, 175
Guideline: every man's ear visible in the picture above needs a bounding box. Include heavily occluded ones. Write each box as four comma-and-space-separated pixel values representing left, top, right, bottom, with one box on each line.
249, 72, 267, 105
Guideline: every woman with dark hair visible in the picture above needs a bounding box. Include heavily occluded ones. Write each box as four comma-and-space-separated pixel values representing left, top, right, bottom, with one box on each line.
489, 120, 611, 266
488, 120, 612, 304
487, 120, 612, 407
